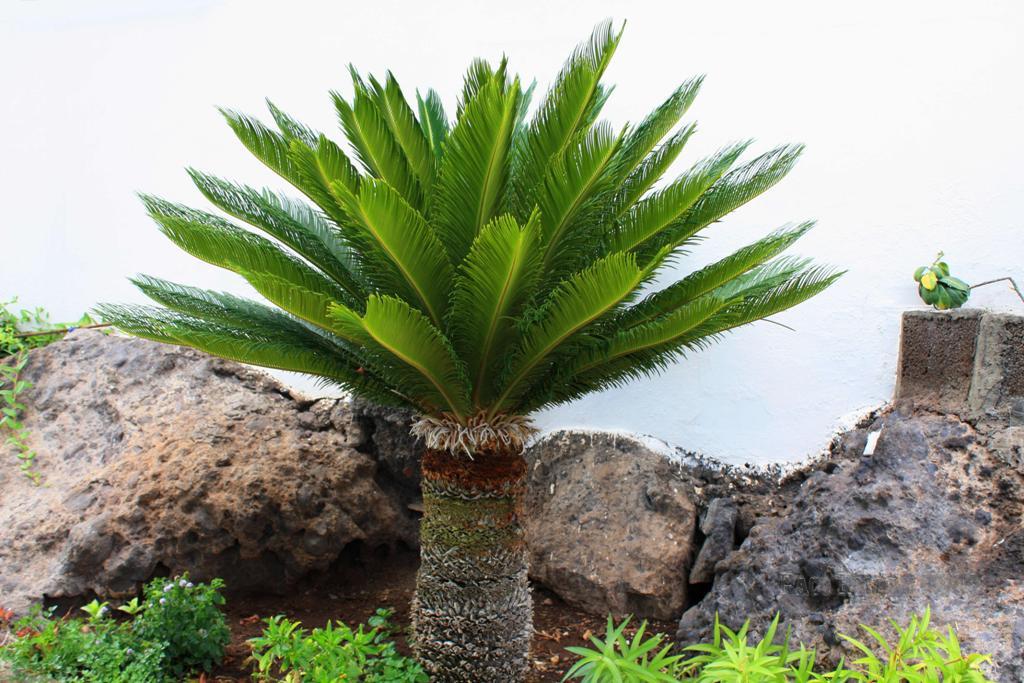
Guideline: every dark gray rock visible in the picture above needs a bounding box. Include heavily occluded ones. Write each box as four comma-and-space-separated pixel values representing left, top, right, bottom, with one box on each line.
342, 397, 422, 500
677, 409, 1024, 682
689, 497, 737, 584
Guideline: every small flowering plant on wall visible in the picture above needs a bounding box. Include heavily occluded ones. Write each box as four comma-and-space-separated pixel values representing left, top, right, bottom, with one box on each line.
913, 252, 971, 310
913, 251, 1023, 310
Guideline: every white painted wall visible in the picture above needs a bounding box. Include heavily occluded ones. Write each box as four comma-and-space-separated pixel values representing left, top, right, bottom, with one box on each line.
2, 0, 1022, 465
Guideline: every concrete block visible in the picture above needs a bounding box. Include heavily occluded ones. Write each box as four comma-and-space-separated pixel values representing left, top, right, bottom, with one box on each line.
894, 309, 982, 413
895, 309, 1024, 424
968, 313, 1024, 423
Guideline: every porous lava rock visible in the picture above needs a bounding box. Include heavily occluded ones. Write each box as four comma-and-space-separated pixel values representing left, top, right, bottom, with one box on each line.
678, 310, 1024, 682
523, 431, 698, 621
0, 330, 417, 612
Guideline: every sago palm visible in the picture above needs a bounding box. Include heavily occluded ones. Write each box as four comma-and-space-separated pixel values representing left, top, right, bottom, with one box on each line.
99, 21, 840, 682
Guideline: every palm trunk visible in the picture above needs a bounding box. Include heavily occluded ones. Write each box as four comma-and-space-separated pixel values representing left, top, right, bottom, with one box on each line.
411, 445, 532, 682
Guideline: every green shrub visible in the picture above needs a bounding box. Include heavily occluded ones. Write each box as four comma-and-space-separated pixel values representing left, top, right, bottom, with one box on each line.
247, 608, 427, 682
0, 603, 168, 683
563, 609, 994, 683
0, 574, 228, 682
133, 573, 230, 677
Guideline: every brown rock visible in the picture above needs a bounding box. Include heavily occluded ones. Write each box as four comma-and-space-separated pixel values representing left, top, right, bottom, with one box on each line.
523, 431, 697, 621
0, 330, 417, 612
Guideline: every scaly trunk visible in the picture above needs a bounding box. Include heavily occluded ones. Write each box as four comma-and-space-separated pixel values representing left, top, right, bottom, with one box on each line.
411, 445, 532, 682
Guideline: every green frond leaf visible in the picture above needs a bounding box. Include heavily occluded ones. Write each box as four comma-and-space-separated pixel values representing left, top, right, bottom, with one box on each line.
187, 170, 367, 305
457, 57, 510, 116
140, 196, 350, 327
614, 76, 703, 182
537, 121, 625, 277
614, 123, 696, 216
416, 88, 449, 160
132, 274, 325, 342
449, 211, 543, 408
493, 250, 643, 414
509, 20, 623, 215
432, 77, 522, 264
333, 178, 453, 324
713, 263, 844, 330
526, 293, 728, 412
265, 99, 319, 146
333, 82, 422, 208
613, 141, 751, 254
220, 108, 301, 185
287, 134, 362, 217
96, 303, 413, 409
639, 143, 804, 260
330, 295, 471, 418
616, 221, 816, 329
366, 72, 437, 194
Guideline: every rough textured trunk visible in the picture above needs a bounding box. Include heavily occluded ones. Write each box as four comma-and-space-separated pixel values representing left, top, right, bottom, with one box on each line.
411, 446, 532, 682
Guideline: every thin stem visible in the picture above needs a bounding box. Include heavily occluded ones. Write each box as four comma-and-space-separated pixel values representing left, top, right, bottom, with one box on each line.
14, 322, 112, 339
970, 277, 1024, 304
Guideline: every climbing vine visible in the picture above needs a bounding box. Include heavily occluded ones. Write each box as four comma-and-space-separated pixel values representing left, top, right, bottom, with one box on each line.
1, 298, 101, 483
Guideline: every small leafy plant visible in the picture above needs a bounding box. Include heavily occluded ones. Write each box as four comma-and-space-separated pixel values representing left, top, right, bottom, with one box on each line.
563, 616, 683, 682
841, 608, 992, 682
676, 613, 819, 682
913, 252, 1023, 311
913, 253, 971, 310
563, 610, 994, 682
133, 573, 230, 677
0, 603, 169, 682
0, 574, 229, 682
247, 607, 427, 683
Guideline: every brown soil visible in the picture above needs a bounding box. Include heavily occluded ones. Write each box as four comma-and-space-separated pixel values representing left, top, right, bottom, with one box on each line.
209, 548, 676, 682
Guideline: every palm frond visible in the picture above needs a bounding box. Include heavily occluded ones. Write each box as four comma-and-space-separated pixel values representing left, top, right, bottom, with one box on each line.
522, 293, 726, 411
333, 77, 422, 208
536, 121, 625, 279
187, 170, 367, 305
614, 222, 816, 330
330, 295, 472, 418
614, 123, 696, 217
366, 72, 437, 195
95, 302, 413, 409
416, 88, 449, 160
639, 144, 804, 260
265, 100, 319, 146
220, 108, 303, 186
457, 57, 509, 115
332, 178, 453, 325
508, 20, 623, 216
432, 77, 522, 264
448, 211, 543, 408
612, 141, 751, 254
286, 134, 362, 219
492, 250, 643, 415
141, 196, 349, 328
613, 77, 703, 183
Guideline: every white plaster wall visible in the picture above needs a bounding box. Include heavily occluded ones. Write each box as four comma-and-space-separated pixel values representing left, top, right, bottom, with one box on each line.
2, 0, 1022, 465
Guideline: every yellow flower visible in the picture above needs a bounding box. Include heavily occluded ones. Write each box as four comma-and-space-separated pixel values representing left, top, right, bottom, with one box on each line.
921, 271, 938, 290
